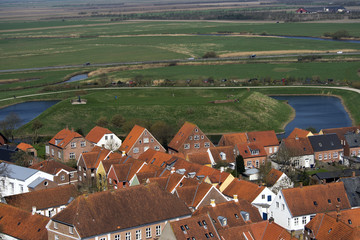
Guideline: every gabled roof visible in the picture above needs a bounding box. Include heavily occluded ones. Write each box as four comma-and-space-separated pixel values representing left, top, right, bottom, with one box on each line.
169, 213, 220, 240
222, 179, 265, 203
176, 182, 214, 208
49, 128, 83, 149
287, 128, 312, 140
119, 125, 145, 152
327, 208, 360, 227
236, 143, 267, 159
4, 184, 79, 212
86, 126, 113, 144
52, 184, 191, 238
17, 142, 34, 151
146, 173, 184, 193
81, 147, 111, 169
0, 132, 8, 145
321, 126, 360, 142
345, 132, 360, 148
308, 134, 343, 152
0, 145, 18, 162
283, 137, 314, 156
30, 160, 76, 175
209, 146, 236, 164
247, 130, 279, 147
220, 132, 248, 146
219, 220, 295, 240
282, 182, 351, 217
139, 150, 175, 167
266, 169, 284, 186
168, 122, 198, 151
0, 162, 38, 180
0, 203, 49, 240
187, 152, 211, 165
340, 176, 360, 207
194, 200, 263, 230
110, 160, 144, 182
102, 159, 123, 173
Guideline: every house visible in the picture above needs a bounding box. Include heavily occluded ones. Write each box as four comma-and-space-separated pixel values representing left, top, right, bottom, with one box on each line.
46, 128, 93, 163
222, 178, 275, 220
0, 144, 18, 163
186, 151, 212, 166
280, 137, 315, 168
235, 142, 267, 168
160, 213, 220, 240
175, 182, 229, 211
207, 146, 236, 169
30, 160, 78, 186
295, 7, 324, 13
218, 219, 295, 240
304, 208, 360, 240
0, 203, 49, 240
0, 162, 55, 197
344, 132, 360, 157
324, 6, 346, 13
193, 198, 263, 230
269, 182, 351, 231
145, 172, 185, 193
308, 134, 343, 163
312, 169, 360, 184
287, 128, 313, 140
0, 132, 8, 146
107, 159, 146, 189
265, 168, 293, 194
340, 175, 360, 208
17, 142, 37, 157
138, 149, 177, 168
168, 122, 214, 156
85, 125, 122, 151
119, 125, 165, 159
47, 184, 192, 240
3, 184, 79, 217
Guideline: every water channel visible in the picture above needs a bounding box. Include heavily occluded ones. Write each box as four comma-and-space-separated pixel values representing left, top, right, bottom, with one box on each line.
271, 95, 352, 138
63, 74, 88, 83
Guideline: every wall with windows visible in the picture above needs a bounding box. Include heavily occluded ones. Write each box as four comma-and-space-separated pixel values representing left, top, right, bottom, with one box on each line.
47, 137, 92, 163
128, 129, 165, 159
315, 149, 343, 163
97, 133, 122, 151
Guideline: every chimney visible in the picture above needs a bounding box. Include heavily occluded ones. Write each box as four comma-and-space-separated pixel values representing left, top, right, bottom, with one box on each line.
233, 195, 238, 202
122, 151, 126, 157
299, 233, 304, 240
352, 171, 356, 177
336, 204, 341, 222
71, 127, 74, 132
291, 231, 295, 238
210, 199, 216, 207
32, 206, 36, 215
220, 167, 224, 173
269, 217, 274, 223
299, 182, 303, 188
295, 134, 299, 140
171, 167, 175, 174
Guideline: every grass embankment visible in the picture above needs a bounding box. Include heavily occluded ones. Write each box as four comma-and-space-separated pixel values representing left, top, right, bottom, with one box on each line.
16, 89, 292, 137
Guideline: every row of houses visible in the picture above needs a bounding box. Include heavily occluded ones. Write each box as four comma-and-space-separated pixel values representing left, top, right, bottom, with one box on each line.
296, 6, 347, 14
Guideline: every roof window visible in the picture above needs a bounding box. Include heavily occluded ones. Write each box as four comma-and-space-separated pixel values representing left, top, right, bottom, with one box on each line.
328, 228, 332, 233
313, 201, 318, 206
328, 199, 331, 204
337, 198, 341, 202
349, 219, 352, 224
185, 225, 189, 230
202, 220, 207, 226
319, 143, 322, 147
205, 233, 210, 238
209, 232, 214, 237
198, 221, 202, 227
235, 213, 239, 218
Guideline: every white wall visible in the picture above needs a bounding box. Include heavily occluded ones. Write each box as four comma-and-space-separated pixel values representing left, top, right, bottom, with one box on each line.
97, 134, 122, 151
252, 187, 275, 218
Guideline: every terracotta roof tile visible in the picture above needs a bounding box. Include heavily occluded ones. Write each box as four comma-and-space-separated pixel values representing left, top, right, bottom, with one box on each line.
111, 160, 145, 182
220, 132, 248, 146
176, 182, 213, 208
194, 200, 263, 230
82, 147, 112, 169
119, 125, 145, 153
17, 142, 34, 151
140, 151, 175, 167
187, 152, 211, 165
327, 208, 360, 227
30, 160, 76, 175
49, 128, 83, 149
236, 142, 267, 159
209, 146, 236, 164
0, 203, 49, 240
283, 137, 314, 156
169, 122, 208, 152
282, 182, 351, 217
266, 168, 284, 186
322, 126, 360, 142
85, 126, 113, 144
170, 213, 220, 240
222, 179, 265, 203
4, 184, 79, 212
52, 184, 191, 238
287, 128, 312, 140
147, 173, 184, 193
247, 130, 279, 147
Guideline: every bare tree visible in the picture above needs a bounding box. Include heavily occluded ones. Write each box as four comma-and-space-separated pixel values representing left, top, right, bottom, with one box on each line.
105, 139, 120, 151
0, 113, 21, 140
32, 119, 43, 144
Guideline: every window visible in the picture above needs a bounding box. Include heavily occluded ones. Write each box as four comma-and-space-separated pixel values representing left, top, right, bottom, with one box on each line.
156, 225, 161, 236
269, 147, 273, 153
51, 149, 54, 156
58, 151, 61, 159
256, 160, 259, 168
282, 204, 285, 210
19, 184, 23, 193
61, 175, 65, 181
294, 159, 300, 167
105, 136, 108, 140
310, 215, 315, 221
55, 235, 59, 240
333, 152, 338, 159
201, 135, 204, 139
115, 235, 120, 240
70, 152, 76, 159
125, 232, 131, 240
139, 140, 142, 144
328, 153, 331, 159
318, 154, 322, 160
133, 148, 139, 153
71, 142, 76, 148
324, 153, 327, 160
204, 142, 210, 148
69, 226, 74, 234
276, 202, 279, 208
144, 138, 149, 143
111, 135, 113, 139
150, 138, 154, 142
146, 227, 151, 238
262, 194, 265, 199
288, 218, 290, 227
70, 172, 74, 178
136, 230, 141, 240
247, 161, 252, 167
194, 135, 200, 140
195, 128, 199, 132
144, 146, 149, 152
189, 136, 192, 140
184, 144, 190, 149
154, 146, 160, 151
9, 182, 14, 193
302, 216, 307, 225
81, 141, 86, 147
267, 195, 272, 202
274, 147, 278, 152
294, 217, 299, 226
109, 178, 112, 184
194, 143, 200, 148
100, 238, 106, 240
54, 222, 58, 229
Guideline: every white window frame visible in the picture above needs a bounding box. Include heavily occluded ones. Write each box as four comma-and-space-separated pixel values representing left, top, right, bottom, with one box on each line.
61, 175, 65, 181
54, 222, 58, 229
115, 234, 120, 240
133, 147, 139, 153
143, 138, 149, 143
204, 142, 210, 148
146, 227, 151, 238
318, 154, 322, 160
51, 149, 54, 156
194, 143, 200, 148
55, 235, 59, 240
294, 217, 299, 226
70, 152, 76, 159
333, 152, 338, 159
194, 135, 200, 140
81, 141, 86, 147
324, 153, 327, 160
125, 232, 131, 240
71, 142, 76, 148
69, 226, 74, 234
156, 225, 161, 236
154, 146, 160, 151
136, 229, 142, 240
184, 144, 190, 149
302, 216, 307, 225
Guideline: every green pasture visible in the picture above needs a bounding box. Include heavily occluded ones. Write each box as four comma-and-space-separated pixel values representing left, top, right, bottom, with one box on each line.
16, 89, 292, 136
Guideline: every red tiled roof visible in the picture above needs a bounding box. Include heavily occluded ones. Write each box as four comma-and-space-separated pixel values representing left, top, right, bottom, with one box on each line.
322, 126, 360, 142
85, 126, 113, 144
168, 122, 197, 151
49, 128, 83, 149
222, 179, 265, 203
327, 208, 360, 227
147, 173, 184, 193
17, 142, 34, 151
220, 132, 248, 146
283, 137, 314, 156
30, 160, 76, 175
81, 147, 111, 169
139, 150, 175, 167
282, 182, 351, 217
266, 168, 284, 186
0, 203, 49, 240
176, 182, 213, 208
110, 159, 145, 182
119, 125, 145, 153
236, 142, 267, 159
247, 130, 279, 147
52, 184, 191, 238
287, 128, 312, 140
209, 146, 236, 164
170, 213, 220, 240
4, 184, 79, 212
187, 152, 211, 165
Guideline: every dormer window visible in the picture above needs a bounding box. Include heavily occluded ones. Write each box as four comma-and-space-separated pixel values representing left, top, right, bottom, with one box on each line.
240, 211, 250, 221
319, 143, 323, 147
328, 199, 331, 204
349, 219, 352, 224
220, 152, 226, 160
189, 136, 192, 140
337, 198, 341, 202
195, 128, 199, 132
314, 201, 318, 206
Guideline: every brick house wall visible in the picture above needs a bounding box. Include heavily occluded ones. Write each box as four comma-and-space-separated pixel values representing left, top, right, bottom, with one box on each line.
77, 158, 97, 187
54, 170, 78, 186
47, 220, 81, 240
346, 146, 360, 157
314, 149, 343, 162
244, 156, 267, 169
30, 179, 58, 191
197, 188, 228, 209
128, 129, 165, 159
48, 137, 92, 163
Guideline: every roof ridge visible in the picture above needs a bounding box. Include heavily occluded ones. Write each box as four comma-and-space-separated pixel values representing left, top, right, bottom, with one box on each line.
164, 174, 171, 192
191, 182, 202, 207
125, 163, 133, 181
315, 213, 326, 238
260, 220, 269, 240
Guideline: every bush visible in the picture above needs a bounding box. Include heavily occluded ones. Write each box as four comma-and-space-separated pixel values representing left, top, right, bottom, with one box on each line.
111, 114, 126, 128
96, 116, 108, 127
202, 51, 218, 58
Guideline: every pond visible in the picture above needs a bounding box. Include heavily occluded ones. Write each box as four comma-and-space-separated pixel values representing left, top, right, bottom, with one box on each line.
63, 74, 88, 83
0, 101, 59, 127
271, 95, 352, 138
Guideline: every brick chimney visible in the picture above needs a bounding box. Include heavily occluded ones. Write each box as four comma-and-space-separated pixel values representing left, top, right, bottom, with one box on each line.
299, 182, 303, 188
32, 206, 36, 215
336, 204, 341, 222
233, 195, 238, 202
210, 199, 216, 207
171, 167, 175, 174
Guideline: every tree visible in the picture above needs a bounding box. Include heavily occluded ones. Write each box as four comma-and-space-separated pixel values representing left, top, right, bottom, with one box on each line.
306, 127, 317, 134
0, 113, 21, 140
105, 139, 120, 151
202, 51, 218, 58
258, 160, 272, 183
96, 116, 108, 127
111, 114, 126, 129
150, 121, 174, 147
31, 119, 43, 144
236, 155, 245, 176
98, 74, 109, 86
11, 150, 33, 167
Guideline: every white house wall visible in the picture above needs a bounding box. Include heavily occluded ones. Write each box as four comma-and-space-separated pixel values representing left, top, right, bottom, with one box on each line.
97, 134, 122, 151
269, 190, 293, 230
252, 187, 275, 218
